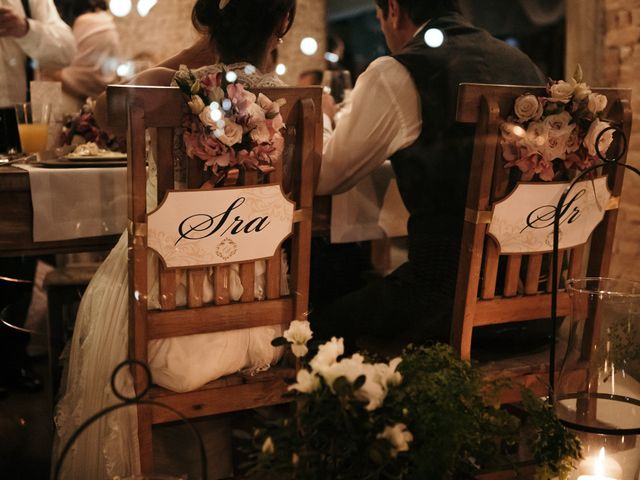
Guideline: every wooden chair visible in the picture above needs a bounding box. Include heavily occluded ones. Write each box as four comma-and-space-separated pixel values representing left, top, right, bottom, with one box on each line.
451, 83, 632, 403
107, 84, 322, 474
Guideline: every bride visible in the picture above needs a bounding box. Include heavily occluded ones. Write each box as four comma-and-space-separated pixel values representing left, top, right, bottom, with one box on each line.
53, 0, 297, 478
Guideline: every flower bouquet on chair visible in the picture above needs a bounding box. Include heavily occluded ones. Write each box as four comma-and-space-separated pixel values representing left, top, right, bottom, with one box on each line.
59, 98, 126, 152
174, 66, 286, 187
500, 66, 614, 182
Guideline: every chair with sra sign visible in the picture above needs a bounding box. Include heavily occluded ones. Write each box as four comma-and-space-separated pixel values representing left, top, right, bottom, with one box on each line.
107, 83, 322, 474
451, 83, 631, 403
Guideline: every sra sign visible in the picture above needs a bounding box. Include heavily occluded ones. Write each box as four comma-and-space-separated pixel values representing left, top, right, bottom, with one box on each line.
148, 185, 294, 267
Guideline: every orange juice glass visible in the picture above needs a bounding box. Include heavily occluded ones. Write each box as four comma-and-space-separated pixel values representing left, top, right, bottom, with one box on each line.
15, 103, 51, 154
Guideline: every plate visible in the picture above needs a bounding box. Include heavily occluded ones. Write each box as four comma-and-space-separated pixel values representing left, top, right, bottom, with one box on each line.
37, 158, 127, 168
64, 152, 127, 162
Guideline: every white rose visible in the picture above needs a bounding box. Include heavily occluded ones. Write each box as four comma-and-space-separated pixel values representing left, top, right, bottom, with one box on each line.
524, 120, 548, 152
549, 80, 575, 103
283, 320, 313, 358
309, 337, 344, 372
375, 357, 403, 388
288, 369, 320, 393
514, 94, 543, 121
544, 111, 572, 131
217, 119, 243, 146
377, 423, 413, 457
573, 82, 591, 101
583, 119, 614, 157
246, 102, 266, 129
587, 93, 608, 114
188, 95, 205, 115
545, 126, 573, 161
355, 363, 388, 411
198, 106, 219, 129
566, 125, 580, 153
318, 353, 366, 390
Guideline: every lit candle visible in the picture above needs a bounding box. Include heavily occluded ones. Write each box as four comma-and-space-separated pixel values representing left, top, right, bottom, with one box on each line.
577, 447, 622, 480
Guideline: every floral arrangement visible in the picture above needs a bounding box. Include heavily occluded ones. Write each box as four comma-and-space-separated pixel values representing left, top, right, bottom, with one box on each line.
174, 66, 285, 185
501, 66, 615, 181
59, 98, 125, 152
238, 321, 582, 480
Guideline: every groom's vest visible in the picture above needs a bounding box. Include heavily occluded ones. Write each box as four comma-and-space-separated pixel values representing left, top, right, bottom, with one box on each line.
390, 13, 545, 321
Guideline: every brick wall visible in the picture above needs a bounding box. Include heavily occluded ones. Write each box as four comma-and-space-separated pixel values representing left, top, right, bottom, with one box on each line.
113, 0, 326, 84
567, 0, 640, 278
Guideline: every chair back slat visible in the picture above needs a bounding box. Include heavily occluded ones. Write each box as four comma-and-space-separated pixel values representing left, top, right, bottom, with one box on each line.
239, 170, 258, 303
524, 254, 543, 294
452, 83, 632, 363
503, 255, 522, 297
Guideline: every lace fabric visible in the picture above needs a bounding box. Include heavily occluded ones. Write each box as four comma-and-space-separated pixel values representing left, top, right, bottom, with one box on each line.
53, 63, 287, 479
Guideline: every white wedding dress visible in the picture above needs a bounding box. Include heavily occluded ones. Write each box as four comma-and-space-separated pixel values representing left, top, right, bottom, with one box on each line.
53, 63, 286, 480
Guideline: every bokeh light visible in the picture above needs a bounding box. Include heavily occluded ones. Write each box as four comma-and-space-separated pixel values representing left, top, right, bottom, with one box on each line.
300, 37, 319, 56
424, 28, 444, 48
275, 63, 287, 76
109, 0, 132, 17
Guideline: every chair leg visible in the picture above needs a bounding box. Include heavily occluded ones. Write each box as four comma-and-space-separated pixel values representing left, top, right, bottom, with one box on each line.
138, 404, 154, 474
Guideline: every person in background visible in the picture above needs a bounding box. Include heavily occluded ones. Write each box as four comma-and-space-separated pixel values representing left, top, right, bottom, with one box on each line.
0, 0, 75, 397
0, 0, 75, 105
312, 0, 545, 352
298, 69, 323, 86
44, 0, 119, 113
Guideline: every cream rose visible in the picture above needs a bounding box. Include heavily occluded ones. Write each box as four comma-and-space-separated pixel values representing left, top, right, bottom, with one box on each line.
514, 94, 543, 121
188, 95, 205, 115
549, 80, 574, 103
283, 319, 313, 358
217, 119, 243, 146
573, 82, 591, 101
198, 106, 221, 128
377, 423, 413, 457
309, 337, 344, 372
288, 369, 320, 393
583, 119, 614, 157
544, 110, 572, 131
587, 93, 608, 114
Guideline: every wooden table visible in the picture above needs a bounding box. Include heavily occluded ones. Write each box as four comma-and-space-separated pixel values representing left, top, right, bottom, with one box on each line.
0, 165, 120, 257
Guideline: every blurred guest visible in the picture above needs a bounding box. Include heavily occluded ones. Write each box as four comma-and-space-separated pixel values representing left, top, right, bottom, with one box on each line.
0, 0, 75, 396
44, 0, 119, 112
0, 0, 75, 105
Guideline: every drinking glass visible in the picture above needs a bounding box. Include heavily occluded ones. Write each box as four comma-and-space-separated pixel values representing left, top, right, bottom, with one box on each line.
15, 102, 51, 154
0, 106, 22, 155
321, 70, 353, 104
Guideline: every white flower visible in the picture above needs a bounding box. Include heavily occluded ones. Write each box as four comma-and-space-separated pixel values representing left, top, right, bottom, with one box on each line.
262, 436, 275, 454
566, 125, 580, 153
543, 112, 574, 161
198, 106, 219, 128
288, 369, 321, 393
549, 80, 575, 103
318, 353, 366, 390
375, 357, 403, 388
583, 118, 614, 157
524, 120, 548, 152
309, 337, 344, 372
283, 320, 313, 358
188, 95, 205, 115
544, 111, 572, 131
573, 82, 592, 101
377, 423, 413, 457
587, 93, 608, 114
246, 102, 266, 129
217, 119, 243, 146
514, 94, 543, 121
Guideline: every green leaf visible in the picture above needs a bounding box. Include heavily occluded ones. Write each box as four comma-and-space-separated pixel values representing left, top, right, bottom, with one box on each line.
271, 336, 290, 347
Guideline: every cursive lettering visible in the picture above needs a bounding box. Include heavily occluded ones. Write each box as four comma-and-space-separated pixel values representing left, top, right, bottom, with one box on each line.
175, 197, 270, 245
520, 189, 586, 233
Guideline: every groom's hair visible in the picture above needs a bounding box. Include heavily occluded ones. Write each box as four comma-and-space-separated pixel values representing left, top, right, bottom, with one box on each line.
193, 0, 296, 66
374, 0, 461, 24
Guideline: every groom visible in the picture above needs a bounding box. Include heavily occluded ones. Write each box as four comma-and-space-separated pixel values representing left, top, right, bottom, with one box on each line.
312, 0, 546, 349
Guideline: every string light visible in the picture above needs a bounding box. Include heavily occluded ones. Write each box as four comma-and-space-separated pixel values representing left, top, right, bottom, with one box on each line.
424, 28, 444, 48
136, 0, 157, 16
300, 37, 318, 56
275, 64, 287, 76
109, 0, 132, 17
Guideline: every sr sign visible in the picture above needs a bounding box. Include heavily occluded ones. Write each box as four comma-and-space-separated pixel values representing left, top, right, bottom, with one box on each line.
148, 185, 294, 268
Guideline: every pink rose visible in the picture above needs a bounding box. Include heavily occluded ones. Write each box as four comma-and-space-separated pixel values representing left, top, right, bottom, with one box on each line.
227, 83, 257, 115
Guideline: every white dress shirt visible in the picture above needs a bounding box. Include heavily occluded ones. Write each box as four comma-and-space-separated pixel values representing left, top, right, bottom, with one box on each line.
0, 0, 76, 106
318, 56, 422, 195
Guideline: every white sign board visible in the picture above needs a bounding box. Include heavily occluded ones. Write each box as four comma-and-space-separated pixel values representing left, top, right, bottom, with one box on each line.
488, 178, 611, 254
148, 185, 294, 268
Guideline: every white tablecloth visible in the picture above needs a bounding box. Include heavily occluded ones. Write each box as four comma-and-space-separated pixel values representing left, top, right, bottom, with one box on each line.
17, 164, 127, 242
330, 161, 409, 243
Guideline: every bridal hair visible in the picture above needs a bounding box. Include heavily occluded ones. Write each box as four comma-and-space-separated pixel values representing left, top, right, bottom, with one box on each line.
374, 0, 461, 24
192, 0, 296, 67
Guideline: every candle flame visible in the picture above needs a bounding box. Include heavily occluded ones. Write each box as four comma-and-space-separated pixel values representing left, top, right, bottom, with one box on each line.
595, 447, 606, 476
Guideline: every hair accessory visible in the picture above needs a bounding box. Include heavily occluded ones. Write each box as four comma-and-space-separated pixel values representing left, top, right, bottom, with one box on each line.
219, 0, 232, 9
